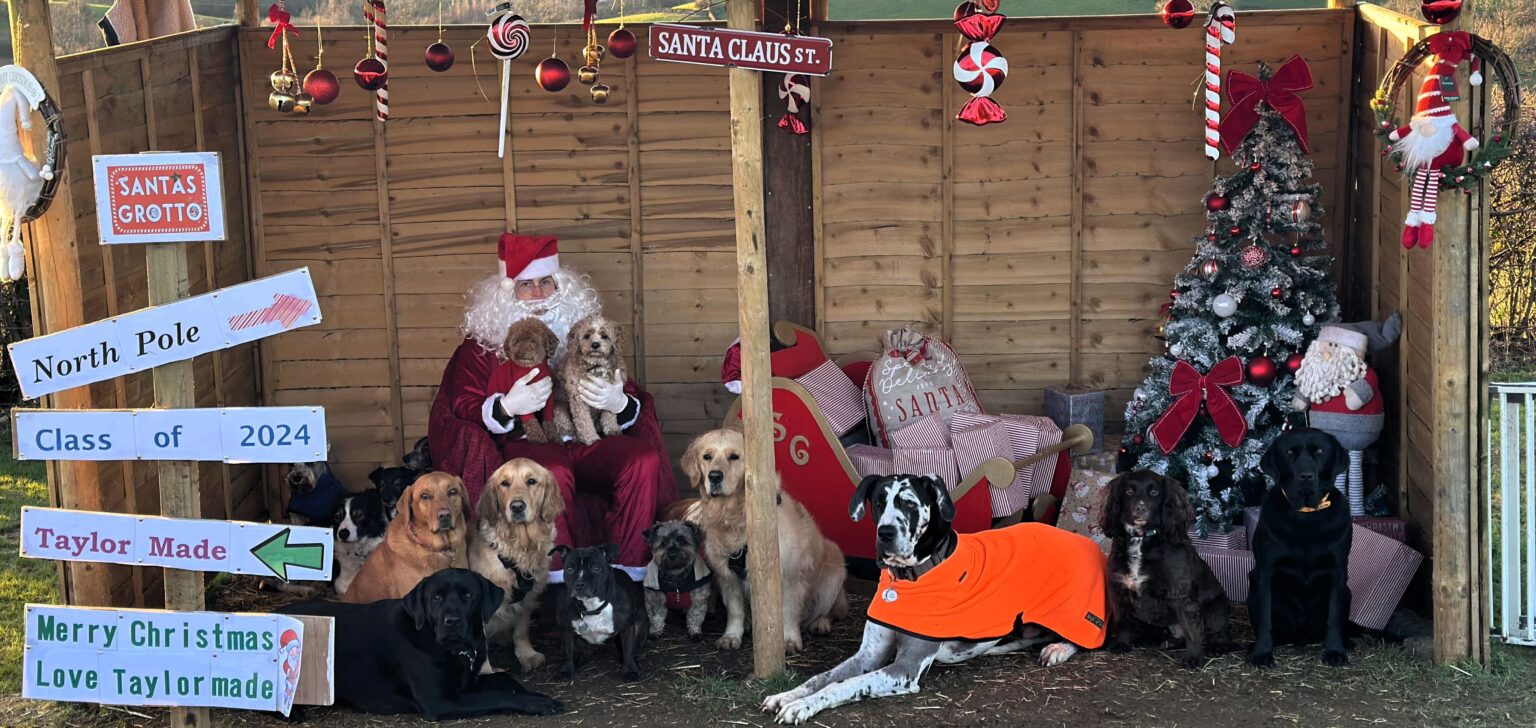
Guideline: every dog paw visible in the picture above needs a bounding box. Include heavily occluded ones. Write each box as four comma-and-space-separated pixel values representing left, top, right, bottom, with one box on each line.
524, 696, 566, 715
1181, 653, 1207, 670
1039, 642, 1077, 667
784, 634, 804, 655
1321, 649, 1349, 667
555, 665, 575, 680
1249, 651, 1276, 670
688, 630, 704, 642
718, 633, 743, 650
623, 670, 642, 683
809, 617, 833, 636
762, 690, 800, 713
775, 699, 819, 725
516, 650, 546, 672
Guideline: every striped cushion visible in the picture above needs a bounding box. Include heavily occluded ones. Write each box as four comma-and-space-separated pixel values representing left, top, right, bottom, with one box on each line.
794, 360, 865, 435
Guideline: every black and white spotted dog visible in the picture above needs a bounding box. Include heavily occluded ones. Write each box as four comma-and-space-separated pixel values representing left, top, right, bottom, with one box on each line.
763, 474, 1082, 725
332, 489, 389, 597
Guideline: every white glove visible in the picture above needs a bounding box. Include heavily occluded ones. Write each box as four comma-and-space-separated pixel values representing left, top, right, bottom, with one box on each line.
579, 369, 629, 414
500, 369, 553, 417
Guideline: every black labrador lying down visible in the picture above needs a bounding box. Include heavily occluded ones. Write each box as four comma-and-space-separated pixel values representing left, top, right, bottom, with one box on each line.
278, 568, 565, 720
1250, 427, 1353, 668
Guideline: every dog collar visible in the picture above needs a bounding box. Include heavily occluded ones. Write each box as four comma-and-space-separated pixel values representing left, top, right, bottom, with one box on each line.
575, 598, 610, 616
888, 532, 956, 583
497, 556, 537, 603
407, 514, 455, 555
1288, 491, 1334, 513
1127, 527, 1158, 539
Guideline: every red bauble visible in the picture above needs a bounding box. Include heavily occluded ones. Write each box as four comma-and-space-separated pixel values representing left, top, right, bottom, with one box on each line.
608, 28, 638, 59
1289, 245, 1302, 256
1204, 451, 1216, 463
1270, 287, 1284, 299
302, 69, 340, 105
1246, 355, 1277, 386
425, 41, 455, 72
1285, 353, 1304, 373
1206, 194, 1230, 211
1228, 225, 1242, 236
1169, 289, 1180, 300
1239, 244, 1269, 270
1132, 434, 1145, 446
1160, 0, 1195, 28
535, 57, 572, 92
1250, 162, 1262, 172
1421, 0, 1461, 24
353, 57, 387, 91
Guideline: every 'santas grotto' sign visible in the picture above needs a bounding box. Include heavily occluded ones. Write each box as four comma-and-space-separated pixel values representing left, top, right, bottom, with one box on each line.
93, 152, 226, 244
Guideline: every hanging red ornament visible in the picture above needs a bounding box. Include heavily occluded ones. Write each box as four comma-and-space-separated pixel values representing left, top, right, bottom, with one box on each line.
1206, 233, 1218, 242
353, 57, 388, 91
425, 41, 455, 72
1204, 450, 1216, 463
1288, 200, 1312, 223
953, 42, 1009, 126
1239, 244, 1268, 269
1245, 355, 1277, 386
1132, 434, 1145, 446
1249, 161, 1262, 172
1270, 287, 1284, 299
303, 68, 340, 105
777, 73, 811, 135
608, 27, 637, 59
1228, 225, 1242, 236
1160, 0, 1195, 29
1199, 258, 1221, 280
1169, 289, 1180, 300
1420, 0, 1462, 25
535, 56, 571, 92
1206, 194, 1230, 212
1289, 245, 1302, 256
1285, 353, 1304, 373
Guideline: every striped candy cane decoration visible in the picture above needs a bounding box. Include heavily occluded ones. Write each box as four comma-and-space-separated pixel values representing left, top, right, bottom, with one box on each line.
364, 0, 389, 120
1203, 2, 1235, 160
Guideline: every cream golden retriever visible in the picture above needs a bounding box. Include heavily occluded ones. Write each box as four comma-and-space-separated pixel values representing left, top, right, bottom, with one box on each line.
468, 458, 565, 672
682, 428, 848, 653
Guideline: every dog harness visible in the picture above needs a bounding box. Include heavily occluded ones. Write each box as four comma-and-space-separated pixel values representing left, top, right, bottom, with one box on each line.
866, 523, 1108, 648
644, 560, 712, 611
728, 547, 749, 579
497, 555, 537, 603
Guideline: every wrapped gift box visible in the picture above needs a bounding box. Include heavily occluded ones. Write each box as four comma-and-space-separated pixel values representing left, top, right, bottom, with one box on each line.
951, 412, 1063, 498
1057, 468, 1115, 555
950, 419, 1029, 518
1189, 526, 1247, 550
1196, 547, 1254, 603
847, 444, 894, 478
1044, 385, 1105, 454
1353, 517, 1408, 543
794, 360, 866, 436
1243, 507, 1261, 549
889, 412, 951, 450
892, 447, 960, 491
1346, 524, 1423, 630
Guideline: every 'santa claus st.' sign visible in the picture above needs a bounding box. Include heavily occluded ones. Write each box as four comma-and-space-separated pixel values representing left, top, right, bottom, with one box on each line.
649, 24, 833, 76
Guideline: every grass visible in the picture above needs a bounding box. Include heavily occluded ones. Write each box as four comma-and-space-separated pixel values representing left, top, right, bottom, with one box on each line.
0, 429, 55, 695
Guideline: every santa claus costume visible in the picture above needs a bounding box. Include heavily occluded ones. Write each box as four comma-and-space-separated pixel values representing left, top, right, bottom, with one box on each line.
1293, 326, 1384, 517
428, 233, 673, 580
1389, 31, 1482, 249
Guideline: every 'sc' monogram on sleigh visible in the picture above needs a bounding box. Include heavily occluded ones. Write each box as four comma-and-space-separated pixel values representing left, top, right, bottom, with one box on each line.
772, 412, 811, 466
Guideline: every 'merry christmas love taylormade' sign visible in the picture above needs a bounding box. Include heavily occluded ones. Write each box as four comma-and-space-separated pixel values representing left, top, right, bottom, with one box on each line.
7, 268, 319, 399
24, 605, 306, 716
648, 24, 833, 76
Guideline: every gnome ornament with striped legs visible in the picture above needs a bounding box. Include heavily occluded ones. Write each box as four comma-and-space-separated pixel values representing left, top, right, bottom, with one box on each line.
1389, 31, 1482, 249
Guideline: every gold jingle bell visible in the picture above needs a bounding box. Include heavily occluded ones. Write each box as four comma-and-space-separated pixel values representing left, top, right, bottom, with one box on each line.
268, 90, 298, 113
269, 69, 299, 93
590, 83, 610, 104
292, 92, 314, 115
577, 65, 599, 85
583, 43, 605, 66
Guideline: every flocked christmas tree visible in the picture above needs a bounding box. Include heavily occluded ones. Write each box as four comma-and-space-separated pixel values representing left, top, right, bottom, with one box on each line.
1120, 61, 1339, 534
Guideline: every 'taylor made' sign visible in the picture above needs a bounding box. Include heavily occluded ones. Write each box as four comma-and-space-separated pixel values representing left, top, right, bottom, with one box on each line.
93, 152, 226, 244
14, 407, 327, 463
7, 268, 319, 399
24, 605, 308, 716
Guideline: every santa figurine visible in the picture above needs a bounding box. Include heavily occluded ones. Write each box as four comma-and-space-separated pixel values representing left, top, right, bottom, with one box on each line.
1389, 31, 1482, 249
1292, 325, 1385, 517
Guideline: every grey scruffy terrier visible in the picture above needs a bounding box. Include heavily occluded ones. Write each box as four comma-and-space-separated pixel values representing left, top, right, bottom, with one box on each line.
641, 521, 713, 640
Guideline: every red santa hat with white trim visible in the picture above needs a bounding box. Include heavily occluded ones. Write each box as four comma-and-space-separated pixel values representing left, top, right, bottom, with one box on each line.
497, 232, 560, 289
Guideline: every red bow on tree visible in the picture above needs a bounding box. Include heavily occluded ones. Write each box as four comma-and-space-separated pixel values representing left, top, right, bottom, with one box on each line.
1218, 55, 1312, 156
265, 3, 297, 50
1150, 356, 1249, 454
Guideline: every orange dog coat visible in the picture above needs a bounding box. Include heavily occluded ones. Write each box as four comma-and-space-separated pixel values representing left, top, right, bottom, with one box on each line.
866, 523, 1108, 648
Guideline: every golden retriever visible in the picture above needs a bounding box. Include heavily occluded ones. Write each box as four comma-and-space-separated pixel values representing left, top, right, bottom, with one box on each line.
468, 458, 565, 672
553, 313, 624, 445
682, 428, 848, 653
343, 472, 469, 604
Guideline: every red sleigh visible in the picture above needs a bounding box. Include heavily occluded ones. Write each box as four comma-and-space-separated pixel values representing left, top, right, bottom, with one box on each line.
724, 322, 1093, 561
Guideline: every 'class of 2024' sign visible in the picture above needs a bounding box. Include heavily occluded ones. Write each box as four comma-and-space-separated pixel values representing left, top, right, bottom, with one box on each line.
649, 24, 833, 76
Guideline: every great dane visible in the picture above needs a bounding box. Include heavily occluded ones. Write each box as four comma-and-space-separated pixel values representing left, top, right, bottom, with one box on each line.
763, 474, 1107, 725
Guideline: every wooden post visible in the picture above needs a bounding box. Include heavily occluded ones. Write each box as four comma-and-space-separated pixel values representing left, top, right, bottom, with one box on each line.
726, 0, 786, 678
234, 0, 262, 27
147, 243, 210, 728
7, 0, 115, 608
762, 0, 815, 329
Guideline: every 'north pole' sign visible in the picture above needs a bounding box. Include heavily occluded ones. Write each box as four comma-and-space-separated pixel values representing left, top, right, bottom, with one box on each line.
93, 152, 226, 244
23, 605, 314, 715
7, 268, 320, 399
20, 507, 333, 581
649, 24, 833, 76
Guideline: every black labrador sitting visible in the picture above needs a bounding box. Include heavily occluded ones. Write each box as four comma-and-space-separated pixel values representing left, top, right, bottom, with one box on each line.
277, 568, 564, 720
552, 544, 649, 682
1104, 471, 1230, 669
1250, 427, 1353, 669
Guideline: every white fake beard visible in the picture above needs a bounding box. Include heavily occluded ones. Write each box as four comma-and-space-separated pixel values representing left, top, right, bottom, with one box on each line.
1393, 114, 1456, 171
461, 267, 603, 365
1295, 341, 1366, 405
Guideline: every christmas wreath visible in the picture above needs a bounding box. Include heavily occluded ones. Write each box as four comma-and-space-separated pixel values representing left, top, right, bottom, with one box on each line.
1370, 32, 1521, 194
0, 65, 65, 223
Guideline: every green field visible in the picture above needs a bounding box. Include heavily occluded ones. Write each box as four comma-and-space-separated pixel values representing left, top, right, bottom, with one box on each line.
0, 432, 55, 693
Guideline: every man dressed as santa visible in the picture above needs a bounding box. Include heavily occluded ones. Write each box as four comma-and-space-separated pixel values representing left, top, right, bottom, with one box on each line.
428, 233, 673, 582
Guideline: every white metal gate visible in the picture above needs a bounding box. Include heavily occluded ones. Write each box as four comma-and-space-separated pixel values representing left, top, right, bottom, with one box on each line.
1490, 383, 1536, 646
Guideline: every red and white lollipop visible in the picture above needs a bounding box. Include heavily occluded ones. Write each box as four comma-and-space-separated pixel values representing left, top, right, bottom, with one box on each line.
486, 3, 530, 159
777, 73, 810, 135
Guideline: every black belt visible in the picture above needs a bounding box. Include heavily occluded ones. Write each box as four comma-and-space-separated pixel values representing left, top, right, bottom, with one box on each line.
497, 555, 537, 603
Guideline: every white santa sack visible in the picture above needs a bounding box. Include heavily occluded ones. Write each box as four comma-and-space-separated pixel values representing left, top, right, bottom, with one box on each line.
863, 326, 983, 448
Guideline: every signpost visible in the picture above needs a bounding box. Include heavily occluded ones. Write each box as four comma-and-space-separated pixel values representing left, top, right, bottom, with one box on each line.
13, 407, 328, 463
649, 24, 834, 76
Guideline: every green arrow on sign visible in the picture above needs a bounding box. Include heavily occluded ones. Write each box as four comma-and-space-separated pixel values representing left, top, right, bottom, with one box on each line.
250, 528, 325, 581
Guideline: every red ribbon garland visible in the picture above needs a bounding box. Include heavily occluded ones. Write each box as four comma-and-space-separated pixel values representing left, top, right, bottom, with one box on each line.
266, 3, 297, 50
1150, 356, 1249, 454
1217, 55, 1312, 156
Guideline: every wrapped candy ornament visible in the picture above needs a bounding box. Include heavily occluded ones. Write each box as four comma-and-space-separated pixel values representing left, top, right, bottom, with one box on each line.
952, 2, 1008, 126
778, 73, 810, 135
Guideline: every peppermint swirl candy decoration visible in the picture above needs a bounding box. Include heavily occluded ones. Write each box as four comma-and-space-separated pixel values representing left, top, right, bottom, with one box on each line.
487, 11, 531, 61
954, 42, 1007, 97
779, 73, 809, 114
